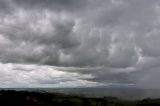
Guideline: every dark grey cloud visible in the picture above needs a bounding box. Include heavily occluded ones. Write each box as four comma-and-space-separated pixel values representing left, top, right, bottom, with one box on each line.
11, 0, 89, 12
0, 0, 160, 88
0, 0, 15, 16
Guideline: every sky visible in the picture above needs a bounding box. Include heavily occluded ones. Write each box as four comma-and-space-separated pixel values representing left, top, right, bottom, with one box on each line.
0, 0, 160, 88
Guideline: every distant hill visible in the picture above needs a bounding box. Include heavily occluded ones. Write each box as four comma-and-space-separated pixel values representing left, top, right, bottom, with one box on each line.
1, 90, 160, 106
2, 87, 160, 100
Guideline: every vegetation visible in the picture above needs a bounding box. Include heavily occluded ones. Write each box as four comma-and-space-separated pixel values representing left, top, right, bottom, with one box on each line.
0, 90, 160, 106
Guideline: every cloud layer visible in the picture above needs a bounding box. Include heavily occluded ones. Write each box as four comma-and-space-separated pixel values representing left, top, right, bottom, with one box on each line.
0, 0, 160, 88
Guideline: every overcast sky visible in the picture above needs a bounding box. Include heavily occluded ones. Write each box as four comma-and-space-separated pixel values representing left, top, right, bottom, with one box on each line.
0, 0, 160, 88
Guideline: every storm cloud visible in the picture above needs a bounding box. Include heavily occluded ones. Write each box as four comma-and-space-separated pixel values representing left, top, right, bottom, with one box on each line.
0, 0, 160, 88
